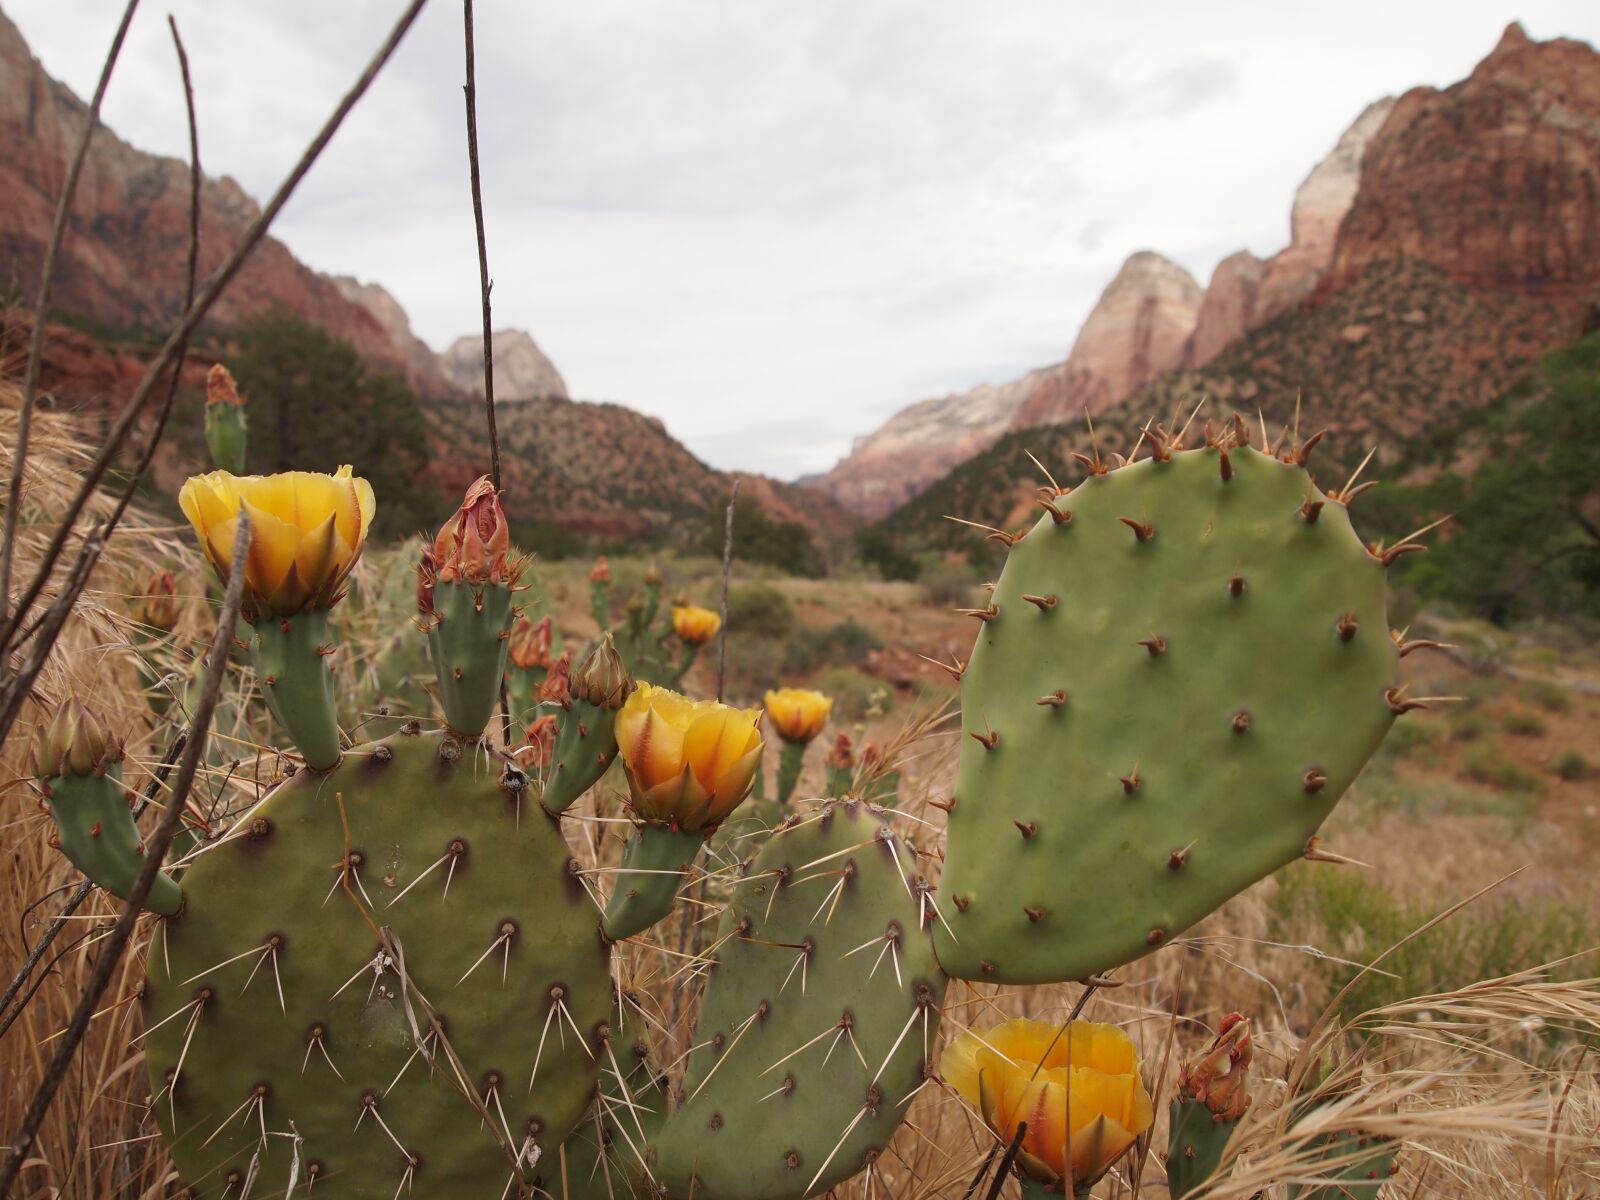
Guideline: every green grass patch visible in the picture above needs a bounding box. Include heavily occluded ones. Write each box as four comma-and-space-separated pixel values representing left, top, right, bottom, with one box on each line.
1501, 710, 1548, 737
1269, 865, 1596, 1018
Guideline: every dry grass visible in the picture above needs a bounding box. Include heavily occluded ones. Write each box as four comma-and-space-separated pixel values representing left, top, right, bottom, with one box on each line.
2, 390, 1598, 1198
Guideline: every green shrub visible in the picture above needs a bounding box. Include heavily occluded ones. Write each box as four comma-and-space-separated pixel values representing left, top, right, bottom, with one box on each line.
811, 666, 889, 721
1521, 680, 1572, 713
854, 528, 920, 582
1460, 743, 1540, 792
1376, 718, 1437, 761
1448, 711, 1492, 743
1553, 751, 1594, 782
726, 583, 795, 639
783, 620, 883, 674
1501, 711, 1548, 737
919, 560, 984, 609
720, 631, 785, 697
704, 497, 825, 578
1270, 865, 1595, 1018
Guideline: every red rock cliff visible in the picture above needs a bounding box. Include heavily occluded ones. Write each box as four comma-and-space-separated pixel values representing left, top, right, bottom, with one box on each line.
1324, 23, 1600, 307
0, 10, 456, 396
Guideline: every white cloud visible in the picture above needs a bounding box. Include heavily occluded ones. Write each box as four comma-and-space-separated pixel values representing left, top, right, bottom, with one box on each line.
9, 1, 1600, 478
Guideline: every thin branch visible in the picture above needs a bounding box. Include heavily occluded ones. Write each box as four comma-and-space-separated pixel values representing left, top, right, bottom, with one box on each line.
716, 479, 740, 702
0, 510, 250, 1198
0, 731, 187, 1041
0, 0, 141, 629
462, 0, 501, 491
0, 0, 433, 664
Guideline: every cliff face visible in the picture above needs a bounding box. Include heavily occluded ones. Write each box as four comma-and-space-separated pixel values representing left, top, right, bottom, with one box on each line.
1324, 24, 1600, 307
0, 10, 455, 396
1010, 251, 1203, 429
1185, 98, 1395, 368
808, 366, 1065, 520
440, 329, 569, 400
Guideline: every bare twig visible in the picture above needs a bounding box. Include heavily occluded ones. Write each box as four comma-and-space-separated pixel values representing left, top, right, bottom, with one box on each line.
716, 480, 740, 702
0, 511, 250, 1198
0, 0, 433, 749
462, 0, 501, 491
0, 0, 141, 629
982, 1121, 1027, 1200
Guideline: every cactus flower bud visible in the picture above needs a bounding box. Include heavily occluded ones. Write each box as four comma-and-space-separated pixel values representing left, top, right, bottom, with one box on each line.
615, 683, 764, 831
671, 604, 721, 647
1179, 1013, 1253, 1121
643, 561, 664, 588
132, 570, 180, 633
179, 466, 375, 621
763, 687, 833, 745
203, 364, 248, 474
942, 1018, 1154, 1191
508, 615, 553, 671
431, 475, 512, 586
206, 363, 245, 408
33, 698, 122, 779
522, 713, 559, 769
588, 556, 611, 584
538, 651, 573, 707
572, 634, 633, 710
825, 732, 855, 771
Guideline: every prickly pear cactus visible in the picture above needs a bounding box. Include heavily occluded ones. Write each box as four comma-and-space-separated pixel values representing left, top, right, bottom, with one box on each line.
143, 728, 610, 1198
935, 436, 1401, 983
1288, 1130, 1401, 1198
654, 799, 947, 1200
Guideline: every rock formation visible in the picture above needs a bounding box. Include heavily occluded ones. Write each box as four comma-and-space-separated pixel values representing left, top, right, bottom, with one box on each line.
440, 329, 568, 400
809, 367, 1061, 520
1325, 23, 1600, 306
1009, 251, 1203, 428
0, 9, 455, 396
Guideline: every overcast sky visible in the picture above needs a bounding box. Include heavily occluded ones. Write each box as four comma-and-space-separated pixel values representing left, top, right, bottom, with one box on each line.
9, 3, 1600, 479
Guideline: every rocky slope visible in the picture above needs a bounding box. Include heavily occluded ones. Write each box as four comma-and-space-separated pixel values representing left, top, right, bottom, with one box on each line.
880, 258, 1578, 551
1010, 251, 1203, 428
814, 95, 1395, 517
808, 366, 1063, 520
0, 10, 455, 396
1324, 23, 1600, 306
440, 329, 568, 400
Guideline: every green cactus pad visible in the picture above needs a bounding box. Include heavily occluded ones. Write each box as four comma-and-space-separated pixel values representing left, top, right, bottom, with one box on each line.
1167, 1096, 1243, 1198
934, 443, 1399, 984
43, 765, 182, 916
427, 579, 514, 737
557, 997, 669, 1199
143, 728, 610, 1198
655, 799, 947, 1200
252, 611, 342, 770
1288, 1129, 1401, 1198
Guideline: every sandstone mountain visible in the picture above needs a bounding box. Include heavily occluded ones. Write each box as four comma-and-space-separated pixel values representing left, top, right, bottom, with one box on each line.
813, 94, 1395, 517
1188, 97, 1395, 366
440, 329, 568, 400
1009, 251, 1203, 428
1324, 23, 1600, 306
808, 366, 1062, 520
0, 10, 454, 397
877, 24, 1600, 550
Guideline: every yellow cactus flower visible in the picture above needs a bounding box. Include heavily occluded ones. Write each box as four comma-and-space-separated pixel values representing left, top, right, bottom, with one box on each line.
941, 1018, 1153, 1190
615, 683, 764, 831
671, 604, 722, 647
178, 466, 375, 621
763, 687, 833, 744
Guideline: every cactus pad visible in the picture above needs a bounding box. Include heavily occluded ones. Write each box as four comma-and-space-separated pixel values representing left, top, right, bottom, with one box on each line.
654, 800, 946, 1200
934, 442, 1399, 983
143, 729, 610, 1198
